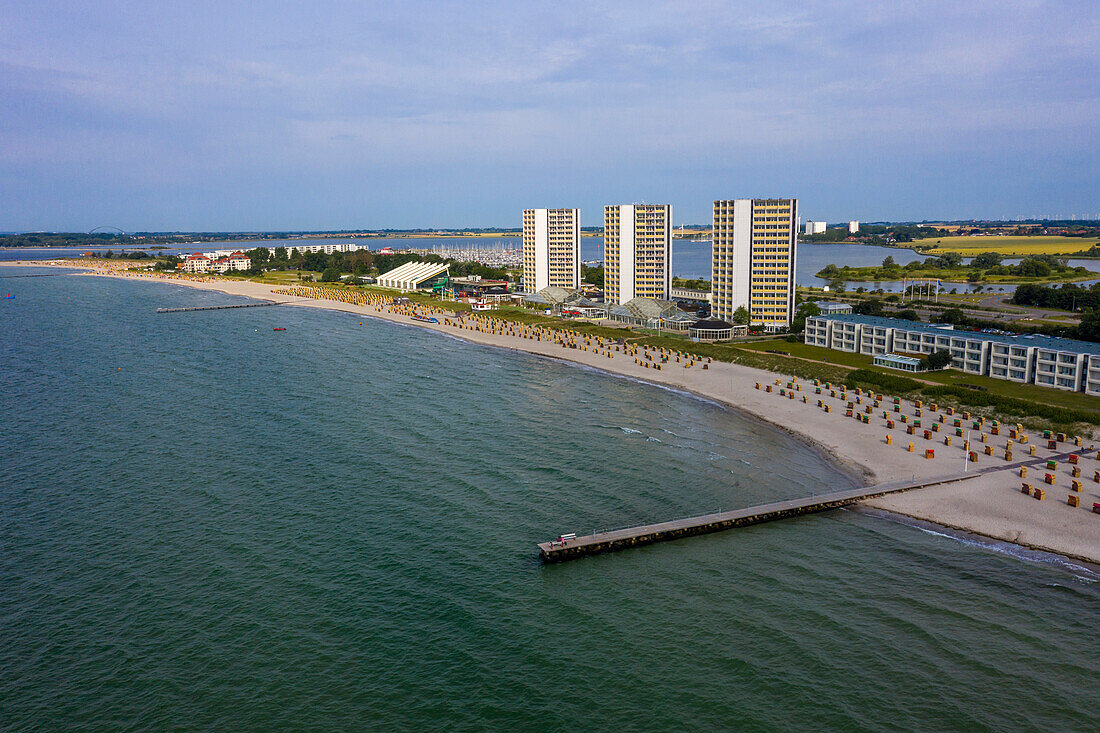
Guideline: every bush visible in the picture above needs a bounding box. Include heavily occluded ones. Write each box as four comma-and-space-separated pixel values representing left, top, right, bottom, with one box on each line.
843, 369, 922, 394
921, 386, 1100, 426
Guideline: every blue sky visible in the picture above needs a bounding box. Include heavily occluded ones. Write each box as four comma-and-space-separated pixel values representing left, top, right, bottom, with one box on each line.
2, 1, 1097, 231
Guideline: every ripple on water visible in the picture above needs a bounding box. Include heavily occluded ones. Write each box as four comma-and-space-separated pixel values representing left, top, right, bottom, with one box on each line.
0, 272, 1098, 731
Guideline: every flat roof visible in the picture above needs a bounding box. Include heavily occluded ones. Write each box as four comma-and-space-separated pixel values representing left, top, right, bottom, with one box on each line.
812, 313, 1100, 356
874, 353, 922, 365
450, 277, 508, 285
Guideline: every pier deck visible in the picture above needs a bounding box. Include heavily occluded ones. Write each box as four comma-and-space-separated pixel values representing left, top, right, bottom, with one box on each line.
538, 448, 1090, 562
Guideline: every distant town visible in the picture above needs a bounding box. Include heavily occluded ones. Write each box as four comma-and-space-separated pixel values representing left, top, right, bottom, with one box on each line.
21, 202, 1093, 405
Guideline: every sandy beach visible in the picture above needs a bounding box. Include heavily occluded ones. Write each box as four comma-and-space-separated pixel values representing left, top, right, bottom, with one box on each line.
7, 260, 1100, 564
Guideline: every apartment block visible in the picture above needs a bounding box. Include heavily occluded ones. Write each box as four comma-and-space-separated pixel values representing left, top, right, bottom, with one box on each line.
604, 204, 671, 305
522, 208, 580, 293
806, 314, 1100, 393
1087, 355, 1100, 397
712, 198, 798, 330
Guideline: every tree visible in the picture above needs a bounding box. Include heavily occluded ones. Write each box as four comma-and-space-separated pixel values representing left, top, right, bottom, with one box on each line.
934, 307, 967, 325
939, 251, 963, 268
921, 349, 953, 370
582, 264, 604, 289
882, 255, 896, 268
818, 264, 841, 278
1077, 308, 1100, 343
272, 246, 289, 269
894, 309, 920, 321
245, 247, 270, 274
790, 301, 820, 334
854, 298, 884, 316
321, 266, 341, 282
731, 306, 750, 325
1016, 258, 1051, 277
971, 252, 1002, 269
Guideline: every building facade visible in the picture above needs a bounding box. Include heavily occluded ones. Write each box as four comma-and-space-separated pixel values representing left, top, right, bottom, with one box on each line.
181, 251, 251, 273
805, 314, 1100, 394
604, 204, 671, 304
522, 208, 580, 293
848, 221, 860, 233
712, 198, 798, 331
376, 261, 450, 292
805, 220, 826, 235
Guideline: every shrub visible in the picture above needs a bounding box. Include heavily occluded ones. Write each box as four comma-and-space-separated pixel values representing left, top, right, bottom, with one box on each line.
921, 386, 1100, 426
843, 369, 922, 394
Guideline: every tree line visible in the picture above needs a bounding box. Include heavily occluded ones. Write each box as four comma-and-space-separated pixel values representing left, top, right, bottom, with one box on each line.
239, 247, 510, 281
1012, 282, 1100, 313
803, 224, 951, 244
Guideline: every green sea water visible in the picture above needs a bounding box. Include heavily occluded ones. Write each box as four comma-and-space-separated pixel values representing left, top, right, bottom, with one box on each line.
1, 270, 1098, 731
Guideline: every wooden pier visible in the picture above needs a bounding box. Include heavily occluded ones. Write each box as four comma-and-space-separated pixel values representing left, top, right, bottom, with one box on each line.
538, 449, 1091, 562
156, 301, 282, 313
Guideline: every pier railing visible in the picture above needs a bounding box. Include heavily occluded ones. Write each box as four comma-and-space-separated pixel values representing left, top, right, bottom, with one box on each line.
538, 448, 1091, 563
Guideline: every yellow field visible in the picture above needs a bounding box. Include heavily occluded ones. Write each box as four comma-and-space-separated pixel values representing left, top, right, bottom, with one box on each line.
920, 236, 1099, 256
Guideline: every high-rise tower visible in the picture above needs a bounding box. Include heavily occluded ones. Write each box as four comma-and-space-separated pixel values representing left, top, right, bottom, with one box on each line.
711, 198, 798, 330
604, 204, 671, 304
522, 208, 580, 293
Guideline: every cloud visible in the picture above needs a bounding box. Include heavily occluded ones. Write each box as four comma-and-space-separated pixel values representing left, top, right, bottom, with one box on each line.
0, 0, 1097, 228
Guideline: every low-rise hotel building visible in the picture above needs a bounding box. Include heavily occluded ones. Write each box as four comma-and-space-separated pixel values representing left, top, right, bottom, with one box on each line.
522, 208, 580, 293
181, 251, 251, 273
712, 198, 798, 331
805, 313, 1100, 394
604, 204, 671, 305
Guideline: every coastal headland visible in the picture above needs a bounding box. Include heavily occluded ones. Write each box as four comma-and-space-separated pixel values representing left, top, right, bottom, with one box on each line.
7, 260, 1100, 564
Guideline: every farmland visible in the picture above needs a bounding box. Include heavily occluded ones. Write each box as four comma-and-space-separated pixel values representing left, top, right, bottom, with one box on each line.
918, 236, 1100, 256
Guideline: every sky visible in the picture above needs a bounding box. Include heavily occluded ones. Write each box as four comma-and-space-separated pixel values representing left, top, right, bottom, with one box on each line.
2, 0, 1098, 231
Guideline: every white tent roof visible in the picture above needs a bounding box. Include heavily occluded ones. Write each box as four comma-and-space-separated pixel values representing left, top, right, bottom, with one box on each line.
377, 261, 450, 291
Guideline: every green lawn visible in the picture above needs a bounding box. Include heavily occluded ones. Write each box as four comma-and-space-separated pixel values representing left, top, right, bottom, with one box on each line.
735, 339, 1100, 417
734, 339, 873, 369
916, 368, 1100, 414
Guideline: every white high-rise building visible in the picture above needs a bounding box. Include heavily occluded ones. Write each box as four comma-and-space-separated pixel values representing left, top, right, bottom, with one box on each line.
805, 220, 827, 235
712, 198, 799, 331
522, 208, 580, 293
848, 221, 860, 233
604, 204, 671, 304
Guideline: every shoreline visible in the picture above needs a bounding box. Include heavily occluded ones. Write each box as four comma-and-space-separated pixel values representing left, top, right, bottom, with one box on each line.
6, 260, 1100, 563
433, 333, 874, 490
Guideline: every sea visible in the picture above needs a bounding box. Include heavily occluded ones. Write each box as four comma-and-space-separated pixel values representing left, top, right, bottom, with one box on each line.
1, 269, 1098, 730
6, 236, 1100, 293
